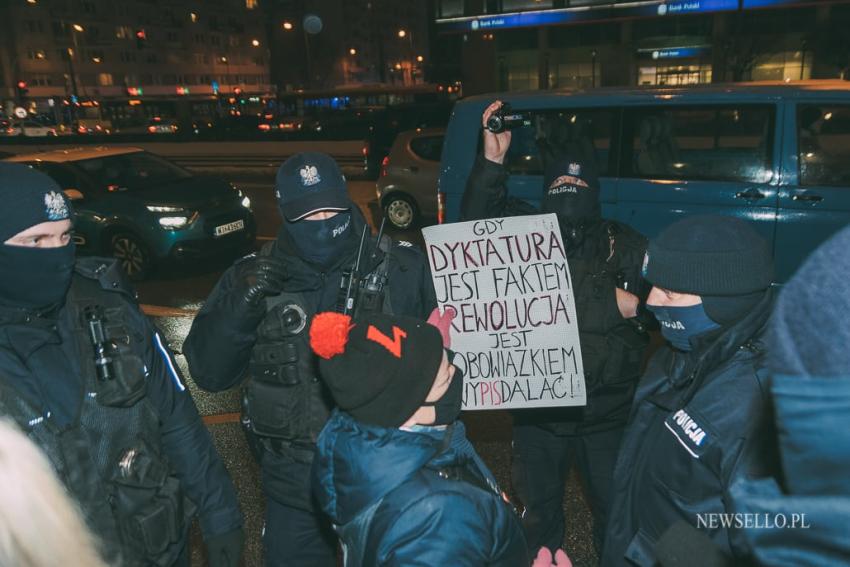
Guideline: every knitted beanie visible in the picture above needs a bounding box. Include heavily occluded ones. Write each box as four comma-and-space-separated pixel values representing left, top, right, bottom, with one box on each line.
644, 215, 774, 324
0, 163, 73, 242
309, 312, 444, 428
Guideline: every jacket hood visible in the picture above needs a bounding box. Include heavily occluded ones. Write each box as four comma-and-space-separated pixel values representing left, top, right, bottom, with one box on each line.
313, 410, 448, 525
769, 224, 850, 377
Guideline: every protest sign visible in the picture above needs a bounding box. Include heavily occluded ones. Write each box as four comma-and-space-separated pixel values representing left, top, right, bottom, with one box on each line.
423, 214, 586, 410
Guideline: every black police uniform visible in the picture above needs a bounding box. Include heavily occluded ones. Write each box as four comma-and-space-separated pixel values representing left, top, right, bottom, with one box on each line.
462, 154, 651, 553
602, 291, 774, 567
0, 258, 242, 567
183, 208, 437, 566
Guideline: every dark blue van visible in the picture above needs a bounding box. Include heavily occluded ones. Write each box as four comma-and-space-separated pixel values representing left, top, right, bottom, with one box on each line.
438, 81, 850, 281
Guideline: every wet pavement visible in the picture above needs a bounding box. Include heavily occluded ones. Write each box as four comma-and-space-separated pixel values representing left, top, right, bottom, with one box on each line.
136, 175, 598, 567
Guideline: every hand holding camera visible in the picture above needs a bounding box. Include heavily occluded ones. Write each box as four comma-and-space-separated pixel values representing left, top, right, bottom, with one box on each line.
481, 100, 512, 165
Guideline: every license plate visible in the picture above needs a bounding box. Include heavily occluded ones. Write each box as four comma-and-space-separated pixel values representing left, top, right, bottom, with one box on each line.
214, 219, 244, 236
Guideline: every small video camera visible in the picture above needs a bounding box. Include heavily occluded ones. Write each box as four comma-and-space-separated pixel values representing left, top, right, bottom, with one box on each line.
485, 103, 530, 133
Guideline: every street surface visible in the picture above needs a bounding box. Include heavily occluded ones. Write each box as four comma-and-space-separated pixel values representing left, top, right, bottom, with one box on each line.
134, 172, 597, 566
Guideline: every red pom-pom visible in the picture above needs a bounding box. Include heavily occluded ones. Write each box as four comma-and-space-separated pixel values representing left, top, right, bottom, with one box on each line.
310, 312, 353, 360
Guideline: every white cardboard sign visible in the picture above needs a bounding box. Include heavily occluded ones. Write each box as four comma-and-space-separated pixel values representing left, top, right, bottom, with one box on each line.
423, 214, 586, 410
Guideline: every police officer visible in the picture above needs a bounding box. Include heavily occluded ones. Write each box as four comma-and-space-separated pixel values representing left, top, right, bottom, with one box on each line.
183, 152, 437, 566
0, 163, 243, 566
462, 101, 651, 553
602, 215, 775, 566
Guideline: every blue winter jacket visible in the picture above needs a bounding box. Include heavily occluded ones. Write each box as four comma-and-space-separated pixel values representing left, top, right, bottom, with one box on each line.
313, 410, 529, 566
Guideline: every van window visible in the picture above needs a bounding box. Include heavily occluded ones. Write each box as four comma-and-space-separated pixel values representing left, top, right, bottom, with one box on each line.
28, 162, 81, 191
409, 135, 444, 162
503, 108, 616, 176
798, 104, 850, 188
625, 105, 774, 183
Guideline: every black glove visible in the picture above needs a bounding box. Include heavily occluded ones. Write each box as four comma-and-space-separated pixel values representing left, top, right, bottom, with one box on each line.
205, 528, 244, 567
235, 255, 288, 307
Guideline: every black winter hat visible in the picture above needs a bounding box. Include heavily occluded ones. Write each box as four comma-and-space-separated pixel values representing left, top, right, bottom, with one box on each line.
645, 216, 774, 326
309, 311, 444, 428
275, 152, 350, 221
644, 215, 774, 297
540, 154, 601, 223
0, 163, 73, 242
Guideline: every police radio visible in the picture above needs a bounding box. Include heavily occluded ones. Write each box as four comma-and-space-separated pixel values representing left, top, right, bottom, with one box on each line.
83, 305, 146, 407
85, 305, 117, 382
336, 218, 388, 317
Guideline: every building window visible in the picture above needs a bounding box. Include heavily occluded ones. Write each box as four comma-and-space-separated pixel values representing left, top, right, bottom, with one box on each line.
751, 51, 811, 82
116, 25, 133, 39
97, 73, 114, 86
246, 0, 258, 9
550, 61, 598, 89
31, 75, 53, 86
437, 0, 464, 18
501, 0, 553, 11
82, 1, 96, 14
638, 63, 712, 86
194, 33, 206, 44
146, 54, 158, 64
167, 31, 179, 42
27, 49, 47, 60
229, 35, 240, 47
120, 51, 137, 63
798, 105, 850, 188
24, 20, 44, 33
499, 52, 539, 91
210, 35, 221, 46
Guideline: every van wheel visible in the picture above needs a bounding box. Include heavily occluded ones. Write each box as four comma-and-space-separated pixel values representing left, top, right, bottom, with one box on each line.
384, 194, 419, 230
110, 233, 152, 280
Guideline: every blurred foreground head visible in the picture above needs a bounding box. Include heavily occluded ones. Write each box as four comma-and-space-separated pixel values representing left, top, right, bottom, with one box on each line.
0, 419, 106, 567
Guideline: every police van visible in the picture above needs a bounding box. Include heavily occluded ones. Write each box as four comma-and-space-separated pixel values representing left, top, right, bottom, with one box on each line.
437, 81, 850, 281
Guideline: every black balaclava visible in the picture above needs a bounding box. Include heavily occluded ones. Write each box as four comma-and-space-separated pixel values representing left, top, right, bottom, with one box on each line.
284, 210, 353, 268
539, 152, 602, 253
0, 163, 76, 311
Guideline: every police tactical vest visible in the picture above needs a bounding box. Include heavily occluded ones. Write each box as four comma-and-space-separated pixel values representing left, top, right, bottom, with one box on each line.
0, 260, 193, 567
243, 239, 394, 449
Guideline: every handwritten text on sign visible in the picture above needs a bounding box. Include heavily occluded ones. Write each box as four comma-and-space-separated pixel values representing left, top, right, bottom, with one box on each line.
423, 215, 586, 410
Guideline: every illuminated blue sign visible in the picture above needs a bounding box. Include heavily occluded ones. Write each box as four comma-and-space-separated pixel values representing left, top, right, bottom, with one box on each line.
744, 0, 828, 6
437, 0, 739, 32
639, 46, 711, 59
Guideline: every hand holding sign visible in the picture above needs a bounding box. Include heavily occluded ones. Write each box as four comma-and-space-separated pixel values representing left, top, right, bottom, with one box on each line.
427, 306, 457, 348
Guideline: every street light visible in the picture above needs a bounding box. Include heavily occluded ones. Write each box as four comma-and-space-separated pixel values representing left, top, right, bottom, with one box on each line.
282, 21, 293, 31
73, 23, 84, 32
416, 55, 424, 62
398, 29, 406, 38
349, 48, 357, 56
251, 39, 260, 47
92, 56, 101, 63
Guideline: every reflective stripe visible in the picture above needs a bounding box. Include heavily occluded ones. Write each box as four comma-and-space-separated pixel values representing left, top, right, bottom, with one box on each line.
663, 420, 700, 459
154, 332, 186, 392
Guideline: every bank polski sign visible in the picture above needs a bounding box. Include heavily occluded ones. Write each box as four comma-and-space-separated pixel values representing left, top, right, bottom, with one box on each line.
423, 214, 586, 411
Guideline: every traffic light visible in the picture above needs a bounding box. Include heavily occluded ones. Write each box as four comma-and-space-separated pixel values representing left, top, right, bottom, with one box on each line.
15, 80, 29, 103
135, 29, 146, 49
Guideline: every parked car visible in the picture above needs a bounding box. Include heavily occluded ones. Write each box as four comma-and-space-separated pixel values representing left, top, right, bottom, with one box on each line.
363, 102, 453, 178
439, 80, 850, 282
6, 120, 57, 137
377, 128, 444, 229
3, 147, 256, 279
146, 116, 179, 134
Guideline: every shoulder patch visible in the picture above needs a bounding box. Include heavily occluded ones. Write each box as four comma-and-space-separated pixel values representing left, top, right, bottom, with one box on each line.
396, 240, 414, 248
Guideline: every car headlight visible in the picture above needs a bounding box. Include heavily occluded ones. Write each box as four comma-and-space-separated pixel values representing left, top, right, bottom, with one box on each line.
158, 216, 191, 229
233, 188, 251, 209
147, 205, 184, 213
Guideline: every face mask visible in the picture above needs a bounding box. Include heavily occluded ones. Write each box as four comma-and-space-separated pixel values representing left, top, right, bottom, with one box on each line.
284, 212, 352, 267
424, 365, 463, 425
0, 242, 75, 311
647, 302, 720, 352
